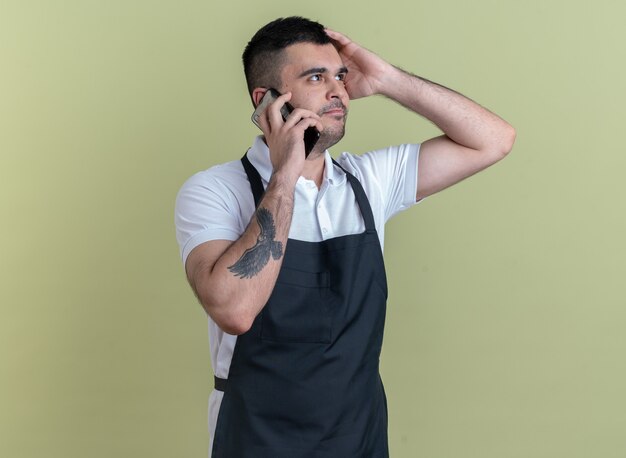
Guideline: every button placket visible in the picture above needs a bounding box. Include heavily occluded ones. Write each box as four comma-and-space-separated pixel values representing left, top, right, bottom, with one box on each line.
317, 202, 332, 239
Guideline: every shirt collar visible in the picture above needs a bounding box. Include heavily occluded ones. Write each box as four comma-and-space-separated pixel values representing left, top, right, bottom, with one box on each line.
247, 135, 346, 186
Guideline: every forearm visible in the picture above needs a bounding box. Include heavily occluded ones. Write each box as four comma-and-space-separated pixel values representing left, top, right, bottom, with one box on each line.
192, 173, 296, 334
192, 89, 323, 334
378, 65, 515, 154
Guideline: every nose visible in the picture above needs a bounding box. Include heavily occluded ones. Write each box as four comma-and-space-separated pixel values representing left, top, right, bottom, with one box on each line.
326, 77, 348, 102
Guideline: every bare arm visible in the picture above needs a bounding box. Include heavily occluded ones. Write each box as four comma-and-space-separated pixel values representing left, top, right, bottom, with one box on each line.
185, 177, 294, 335
185, 92, 323, 335
326, 29, 516, 200
379, 70, 516, 199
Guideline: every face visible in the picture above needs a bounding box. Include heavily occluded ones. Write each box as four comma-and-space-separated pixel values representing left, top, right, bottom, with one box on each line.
277, 43, 350, 154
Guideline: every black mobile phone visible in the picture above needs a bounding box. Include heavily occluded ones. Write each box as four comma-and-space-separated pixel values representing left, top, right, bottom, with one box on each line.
251, 88, 320, 157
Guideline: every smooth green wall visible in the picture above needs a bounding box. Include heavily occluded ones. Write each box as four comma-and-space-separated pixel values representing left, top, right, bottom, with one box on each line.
2, 1, 625, 457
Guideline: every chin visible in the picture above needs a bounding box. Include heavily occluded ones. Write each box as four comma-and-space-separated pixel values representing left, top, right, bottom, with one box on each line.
316, 124, 346, 152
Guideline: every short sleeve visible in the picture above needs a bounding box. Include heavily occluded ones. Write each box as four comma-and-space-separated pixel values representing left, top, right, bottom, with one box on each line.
338, 143, 420, 223
174, 165, 251, 265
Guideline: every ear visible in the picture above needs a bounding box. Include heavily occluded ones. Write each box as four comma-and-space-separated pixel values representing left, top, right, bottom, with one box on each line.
252, 88, 269, 108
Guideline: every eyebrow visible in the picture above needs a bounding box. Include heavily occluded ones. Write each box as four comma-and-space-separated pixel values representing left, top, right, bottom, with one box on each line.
297, 66, 349, 78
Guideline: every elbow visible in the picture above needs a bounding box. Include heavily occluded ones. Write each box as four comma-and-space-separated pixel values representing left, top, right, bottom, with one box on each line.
199, 293, 256, 336
188, 259, 259, 335
483, 123, 516, 163
496, 123, 517, 158
217, 312, 254, 335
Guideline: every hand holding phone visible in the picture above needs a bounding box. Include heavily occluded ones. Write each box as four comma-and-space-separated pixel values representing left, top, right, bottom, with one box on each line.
251, 88, 320, 157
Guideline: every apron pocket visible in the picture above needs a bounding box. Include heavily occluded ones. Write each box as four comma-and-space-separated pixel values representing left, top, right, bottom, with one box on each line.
260, 268, 331, 343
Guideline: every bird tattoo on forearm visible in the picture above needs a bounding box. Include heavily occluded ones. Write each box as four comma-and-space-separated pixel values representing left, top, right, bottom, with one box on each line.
228, 207, 283, 279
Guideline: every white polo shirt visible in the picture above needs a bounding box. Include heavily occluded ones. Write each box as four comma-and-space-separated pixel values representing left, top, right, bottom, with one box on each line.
174, 135, 420, 456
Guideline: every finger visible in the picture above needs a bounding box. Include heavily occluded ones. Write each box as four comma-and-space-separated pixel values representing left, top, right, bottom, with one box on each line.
313, 118, 324, 132
288, 114, 324, 136
293, 115, 324, 134
283, 108, 322, 128
255, 93, 277, 135
311, 117, 324, 133
266, 92, 292, 128
324, 28, 351, 45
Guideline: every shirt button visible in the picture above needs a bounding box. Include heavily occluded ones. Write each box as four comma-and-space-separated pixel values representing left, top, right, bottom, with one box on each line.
322, 227, 328, 234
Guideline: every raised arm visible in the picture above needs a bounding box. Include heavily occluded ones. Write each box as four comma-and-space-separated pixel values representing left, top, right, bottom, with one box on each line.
185, 92, 323, 335
325, 29, 516, 200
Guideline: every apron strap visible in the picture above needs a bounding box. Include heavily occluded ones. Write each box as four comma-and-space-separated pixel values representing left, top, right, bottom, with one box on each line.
214, 376, 228, 392
332, 159, 377, 233
240, 153, 376, 233
241, 151, 265, 207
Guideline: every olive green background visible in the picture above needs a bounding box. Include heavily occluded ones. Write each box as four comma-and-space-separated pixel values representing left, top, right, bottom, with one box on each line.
1, 0, 624, 457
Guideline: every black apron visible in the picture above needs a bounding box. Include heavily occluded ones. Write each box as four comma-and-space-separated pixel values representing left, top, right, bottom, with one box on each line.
211, 154, 390, 458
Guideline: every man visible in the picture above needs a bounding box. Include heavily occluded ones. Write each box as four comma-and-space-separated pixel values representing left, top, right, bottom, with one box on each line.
175, 16, 515, 458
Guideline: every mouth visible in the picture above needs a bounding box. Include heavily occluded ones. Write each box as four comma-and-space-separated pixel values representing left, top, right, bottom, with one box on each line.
320, 101, 347, 118
322, 108, 346, 117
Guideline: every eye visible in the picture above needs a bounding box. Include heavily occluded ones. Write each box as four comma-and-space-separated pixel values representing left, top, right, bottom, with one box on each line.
335, 73, 347, 83
309, 74, 322, 82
